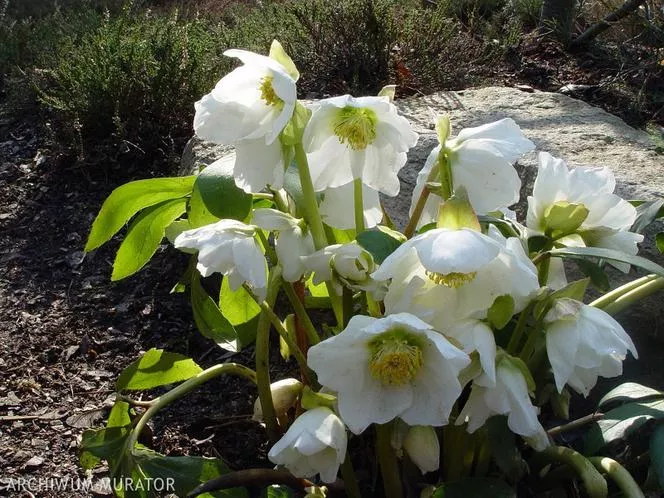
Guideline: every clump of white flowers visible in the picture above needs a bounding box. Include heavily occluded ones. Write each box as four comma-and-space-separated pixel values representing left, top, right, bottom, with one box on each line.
87, 40, 664, 498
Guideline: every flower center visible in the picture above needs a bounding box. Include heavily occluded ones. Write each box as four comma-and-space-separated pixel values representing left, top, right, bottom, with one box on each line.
259, 76, 282, 107
332, 106, 378, 150
425, 270, 477, 288
368, 329, 424, 386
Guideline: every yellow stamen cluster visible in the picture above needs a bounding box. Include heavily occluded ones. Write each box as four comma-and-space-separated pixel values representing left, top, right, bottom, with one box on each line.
425, 270, 477, 288
368, 330, 424, 386
332, 106, 378, 150
259, 76, 282, 107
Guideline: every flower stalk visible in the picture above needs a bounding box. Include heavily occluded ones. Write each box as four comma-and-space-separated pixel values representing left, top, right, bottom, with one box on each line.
353, 178, 366, 234
589, 457, 645, 498
592, 275, 664, 316
376, 423, 404, 498
538, 446, 608, 498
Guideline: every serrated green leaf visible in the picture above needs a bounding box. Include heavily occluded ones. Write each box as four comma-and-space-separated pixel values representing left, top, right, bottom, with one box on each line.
111, 198, 187, 281
432, 478, 515, 498
194, 158, 252, 222
85, 176, 196, 252
356, 228, 403, 264
584, 398, 664, 454
116, 348, 202, 391
80, 425, 131, 471
486, 416, 527, 482
650, 424, 664, 489
597, 382, 664, 411
134, 446, 247, 498
487, 295, 515, 330
549, 246, 664, 277
191, 273, 239, 352
107, 401, 132, 429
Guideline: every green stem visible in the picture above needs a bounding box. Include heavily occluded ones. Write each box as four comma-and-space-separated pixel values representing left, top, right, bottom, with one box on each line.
340, 453, 362, 498
519, 326, 541, 363
353, 178, 365, 234
594, 276, 664, 316
282, 280, 321, 345
255, 268, 283, 443
243, 283, 318, 389
507, 302, 533, 354
127, 363, 256, 450
252, 192, 274, 201
588, 457, 645, 498
294, 143, 327, 251
256, 229, 277, 264
342, 287, 354, 327
376, 424, 403, 498
404, 168, 438, 238
268, 187, 290, 214
438, 154, 453, 200
538, 446, 608, 498
589, 274, 658, 309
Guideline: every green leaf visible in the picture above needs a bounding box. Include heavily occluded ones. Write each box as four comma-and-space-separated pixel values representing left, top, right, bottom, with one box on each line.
584, 398, 664, 454
575, 259, 610, 292
80, 425, 132, 470
85, 176, 196, 252
306, 274, 328, 297
107, 401, 132, 428
188, 184, 221, 228
134, 446, 247, 498
597, 382, 664, 411
650, 424, 664, 489
533, 278, 589, 320
486, 416, 527, 481
219, 278, 261, 348
111, 198, 187, 281
264, 486, 295, 498
191, 273, 239, 352
269, 39, 299, 81
487, 295, 515, 330
632, 199, 664, 233
432, 478, 516, 498
657, 232, 664, 254
116, 348, 203, 391
356, 228, 404, 264
194, 158, 252, 222
548, 246, 664, 278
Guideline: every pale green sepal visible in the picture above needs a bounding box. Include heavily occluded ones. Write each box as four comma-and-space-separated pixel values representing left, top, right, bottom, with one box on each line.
437, 186, 481, 231
499, 351, 537, 393
487, 295, 516, 330
435, 114, 452, 147
377, 84, 396, 102
281, 101, 312, 146
543, 201, 589, 238
269, 39, 299, 81
300, 386, 337, 410
279, 314, 297, 360
376, 224, 407, 243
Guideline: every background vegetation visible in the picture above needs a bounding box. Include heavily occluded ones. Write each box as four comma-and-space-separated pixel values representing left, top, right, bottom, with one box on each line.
1, 0, 662, 168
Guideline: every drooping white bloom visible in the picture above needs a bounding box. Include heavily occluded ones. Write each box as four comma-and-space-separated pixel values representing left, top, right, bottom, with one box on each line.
527, 152, 643, 271
403, 425, 440, 474
174, 219, 267, 299
252, 208, 314, 282
409, 118, 534, 228
372, 228, 539, 330
301, 242, 386, 296
457, 355, 549, 451
193, 47, 297, 193
253, 378, 303, 422
319, 182, 383, 230
445, 319, 497, 384
303, 95, 418, 195
308, 313, 470, 434
268, 407, 347, 483
544, 298, 638, 396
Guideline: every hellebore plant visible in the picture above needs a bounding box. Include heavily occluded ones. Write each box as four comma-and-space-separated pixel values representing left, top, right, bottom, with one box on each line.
82, 40, 664, 498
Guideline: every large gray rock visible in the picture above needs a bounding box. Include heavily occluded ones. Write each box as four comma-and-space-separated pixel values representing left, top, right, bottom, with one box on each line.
182, 86, 664, 339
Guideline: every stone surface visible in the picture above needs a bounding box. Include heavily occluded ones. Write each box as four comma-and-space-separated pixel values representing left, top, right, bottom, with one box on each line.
183, 86, 664, 339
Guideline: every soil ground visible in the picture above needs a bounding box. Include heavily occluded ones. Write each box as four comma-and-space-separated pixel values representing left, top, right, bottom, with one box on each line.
0, 38, 663, 498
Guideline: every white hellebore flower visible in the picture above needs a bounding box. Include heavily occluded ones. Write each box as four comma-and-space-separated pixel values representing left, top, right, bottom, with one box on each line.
308, 313, 470, 434
301, 242, 385, 296
527, 152, 643, 272
193, 43, 297, 193
403, 425, 440, 474
253, 378, 303, 422
174, 219, 267, 300
544, 298, 638, 397
372, 228, 539, 331
252, 208, 314, 282
319, 182, 383, 230
268, 407, 347, 483
458, 354, 549, 451
303, 95, 418, 195
409, 117, 534, 228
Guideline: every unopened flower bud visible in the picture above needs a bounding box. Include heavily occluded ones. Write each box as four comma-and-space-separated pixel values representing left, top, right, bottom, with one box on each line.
403, 425, 440, 474
253, 378, 303, 422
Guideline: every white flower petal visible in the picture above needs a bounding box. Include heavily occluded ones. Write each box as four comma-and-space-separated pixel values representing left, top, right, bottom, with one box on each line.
234, 138, 285, 193
319, 182, 383, 230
